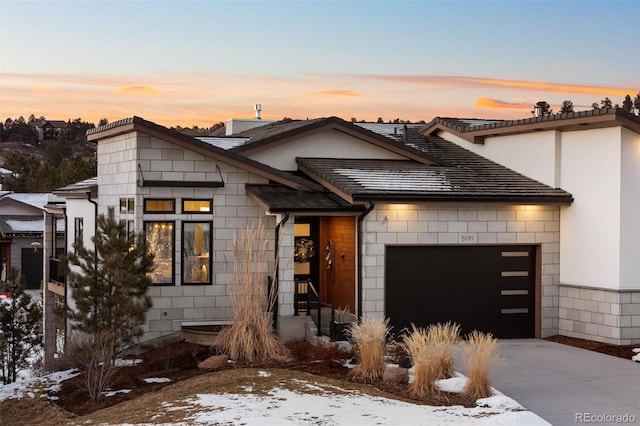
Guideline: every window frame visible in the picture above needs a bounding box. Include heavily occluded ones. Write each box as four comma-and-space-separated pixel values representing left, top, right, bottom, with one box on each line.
74, 217, 84, 243
144, 220, 176, 285
182, 198, 213, 214
181, 221, 213, 285
143, 198, 175, 214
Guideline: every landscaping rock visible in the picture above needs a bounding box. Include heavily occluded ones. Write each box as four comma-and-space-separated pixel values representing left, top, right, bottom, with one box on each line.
198, 354, 229, 370
398, 355, 412, 369
383, 365, 408, 384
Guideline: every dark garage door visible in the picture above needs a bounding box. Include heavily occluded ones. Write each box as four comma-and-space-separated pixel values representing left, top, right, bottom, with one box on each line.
385, 245, 535, 338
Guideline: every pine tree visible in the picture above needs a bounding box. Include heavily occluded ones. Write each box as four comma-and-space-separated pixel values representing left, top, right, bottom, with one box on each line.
622, 95, 633, 112
559, 100, 574, 114
63, 207, 154, 354
0, 269, 42, 385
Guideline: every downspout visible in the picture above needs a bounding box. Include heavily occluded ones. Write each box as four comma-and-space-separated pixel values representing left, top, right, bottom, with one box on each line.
356, 202, 375, 319
273, 212, 290, 327
86, 191, 98, 231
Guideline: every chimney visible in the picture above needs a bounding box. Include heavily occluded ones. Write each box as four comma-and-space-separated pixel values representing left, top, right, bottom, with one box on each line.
254, 104, 262, 120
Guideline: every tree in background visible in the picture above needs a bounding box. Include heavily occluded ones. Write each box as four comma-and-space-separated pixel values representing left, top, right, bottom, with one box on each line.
559, 100, 574, 114
0, 269, 43, 385
63, 207, 154, 352
622, 95, 634, 112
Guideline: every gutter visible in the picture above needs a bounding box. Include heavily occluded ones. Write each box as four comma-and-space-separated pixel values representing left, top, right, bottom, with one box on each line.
272, 212, 290, 327
86, 191, 98, 231
356, 202, 375, 319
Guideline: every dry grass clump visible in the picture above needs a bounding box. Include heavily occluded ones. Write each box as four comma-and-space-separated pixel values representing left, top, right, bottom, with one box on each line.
347, 317, 390, 383
403, 325, 441, 399
460, 330, 499, 400
427, 321, 461, 380
213, 223, 289, 364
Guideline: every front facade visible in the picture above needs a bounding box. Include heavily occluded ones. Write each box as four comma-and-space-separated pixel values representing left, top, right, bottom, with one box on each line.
42, 109, 640, 367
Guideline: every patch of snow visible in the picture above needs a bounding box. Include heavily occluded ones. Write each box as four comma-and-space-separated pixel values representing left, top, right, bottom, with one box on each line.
437, 373, 468, 394
114, 358, 143, 367
632, 348, 640, 362
0, 368, 79, 403
257, 370, 271, 377
102, 388, 131, 397
181, 382, 550, 425
143, 377, 171, 384
335, 168, 451, 191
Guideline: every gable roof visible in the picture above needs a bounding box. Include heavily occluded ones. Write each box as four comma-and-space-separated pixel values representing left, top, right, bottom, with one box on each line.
87, 117, 324, 192
0, 193, 61, 212
422, 108, 640, 144
227, 117, 440, 165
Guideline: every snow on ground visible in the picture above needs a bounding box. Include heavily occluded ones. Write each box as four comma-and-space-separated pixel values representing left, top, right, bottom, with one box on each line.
167, 371, 549, 426
0, 367, 549, 425
633, 348, 640, 362
143, 377, 172, 384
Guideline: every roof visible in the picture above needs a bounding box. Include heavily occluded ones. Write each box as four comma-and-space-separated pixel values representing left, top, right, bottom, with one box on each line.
423, 108, 640, 144
87, 117, 324, 192
0, 193, 62, 211
245, 184, 365, 213
227, 117, 440, 165
196, 136, 250, 150
54, 176, 98, 197
0, 216, 64, 236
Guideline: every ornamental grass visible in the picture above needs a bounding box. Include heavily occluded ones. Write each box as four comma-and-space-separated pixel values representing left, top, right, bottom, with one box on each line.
213, 223, 289, 364
347, 317, 390, 383
460, 330, 499, 400
427, 321, 461, 380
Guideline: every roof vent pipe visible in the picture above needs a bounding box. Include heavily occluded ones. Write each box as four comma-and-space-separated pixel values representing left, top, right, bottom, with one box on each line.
254, 104, 262, 120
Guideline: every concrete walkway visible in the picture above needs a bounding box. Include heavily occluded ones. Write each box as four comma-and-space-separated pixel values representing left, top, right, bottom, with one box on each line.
458, 339, 640, 426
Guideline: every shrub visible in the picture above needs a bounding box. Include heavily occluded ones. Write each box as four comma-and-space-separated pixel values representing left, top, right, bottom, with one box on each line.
460, 330, 499, 400
213, 223, 289, 364
403, 325, 441, 399
427, 321, 460, 380
65, 330, 119, 401
348, 317, 390, 383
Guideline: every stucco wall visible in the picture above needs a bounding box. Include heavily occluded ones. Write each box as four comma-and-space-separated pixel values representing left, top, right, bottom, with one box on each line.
246, 129, 406, 170
440, 130, 560, 188
620, 127, 640, 290
360, 203, 561, 338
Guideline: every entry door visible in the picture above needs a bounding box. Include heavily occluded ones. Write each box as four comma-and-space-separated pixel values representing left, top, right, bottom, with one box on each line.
21, 248, 43, 290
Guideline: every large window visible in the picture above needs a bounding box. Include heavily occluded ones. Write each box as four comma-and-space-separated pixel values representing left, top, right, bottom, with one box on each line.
144, 199, 175, 213
183, 199, 212, 214
182, 222, 212, 284
145, 221, 175, 284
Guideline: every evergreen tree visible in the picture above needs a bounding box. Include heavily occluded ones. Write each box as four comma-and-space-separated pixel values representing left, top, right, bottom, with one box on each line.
634, 92, 640, 111
559, 100, 574, 114
63, 207, 154, 354
600, 97, 613, 109
622, 95, 633, 112
532, 101, 552, 116
0, 269, 42, 385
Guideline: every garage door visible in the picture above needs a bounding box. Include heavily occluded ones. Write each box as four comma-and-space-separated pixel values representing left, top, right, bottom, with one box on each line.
385, 245, 535, 339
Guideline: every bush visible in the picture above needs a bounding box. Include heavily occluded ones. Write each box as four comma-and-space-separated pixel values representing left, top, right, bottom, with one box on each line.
427, 321, 460, 380
213, 223, 289, 364
460, 331, 499, 400
347, 317, 390, 383
65, 330, 119, 401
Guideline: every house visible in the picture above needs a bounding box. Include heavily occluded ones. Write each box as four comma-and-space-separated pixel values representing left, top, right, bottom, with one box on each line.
31, 120, 68, 142
0, 192, 64, 289
41, 108, 640, 370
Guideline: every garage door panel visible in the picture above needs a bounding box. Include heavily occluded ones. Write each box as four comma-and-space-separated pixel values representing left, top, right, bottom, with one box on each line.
386, 245, 535, 339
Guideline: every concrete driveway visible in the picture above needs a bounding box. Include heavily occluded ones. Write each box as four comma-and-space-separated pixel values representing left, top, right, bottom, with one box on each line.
457, 339, 639, 426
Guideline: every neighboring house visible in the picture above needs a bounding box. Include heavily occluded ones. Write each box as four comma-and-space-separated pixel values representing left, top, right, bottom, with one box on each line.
0, 192, 64, 289
31, 120, 68, 142
40, 108, 640, 370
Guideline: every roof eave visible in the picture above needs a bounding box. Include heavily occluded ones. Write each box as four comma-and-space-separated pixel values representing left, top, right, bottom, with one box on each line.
351, 193, 574, 204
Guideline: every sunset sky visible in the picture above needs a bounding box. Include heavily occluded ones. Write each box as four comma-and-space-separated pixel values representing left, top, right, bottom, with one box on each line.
1, 0, 638, 128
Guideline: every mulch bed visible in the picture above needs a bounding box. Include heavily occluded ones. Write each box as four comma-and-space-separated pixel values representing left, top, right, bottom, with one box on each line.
544, 335, 638, 360
53, 335, 637, 417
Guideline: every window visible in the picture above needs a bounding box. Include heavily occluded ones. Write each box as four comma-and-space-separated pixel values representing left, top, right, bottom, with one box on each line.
145, 221, 175, 284
183, 199, 212, 213
120, 198, 135, 213
144, 199, 175, 213
74, 217, 83, 242
182, 222, 212, 284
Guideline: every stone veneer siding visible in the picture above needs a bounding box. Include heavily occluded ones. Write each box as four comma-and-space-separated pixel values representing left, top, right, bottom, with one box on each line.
559, 284, 640, 345
360, 203, 561, 338
98, 131, 275, 343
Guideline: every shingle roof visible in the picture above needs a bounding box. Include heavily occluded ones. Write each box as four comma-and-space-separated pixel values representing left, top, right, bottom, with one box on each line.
245, 184, 365, 213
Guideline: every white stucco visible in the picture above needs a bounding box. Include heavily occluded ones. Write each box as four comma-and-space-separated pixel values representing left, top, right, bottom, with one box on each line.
559, 127, 622, 290
620, 127, 640, 290
440, 130, 561, 188
246, 129, 407, 170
